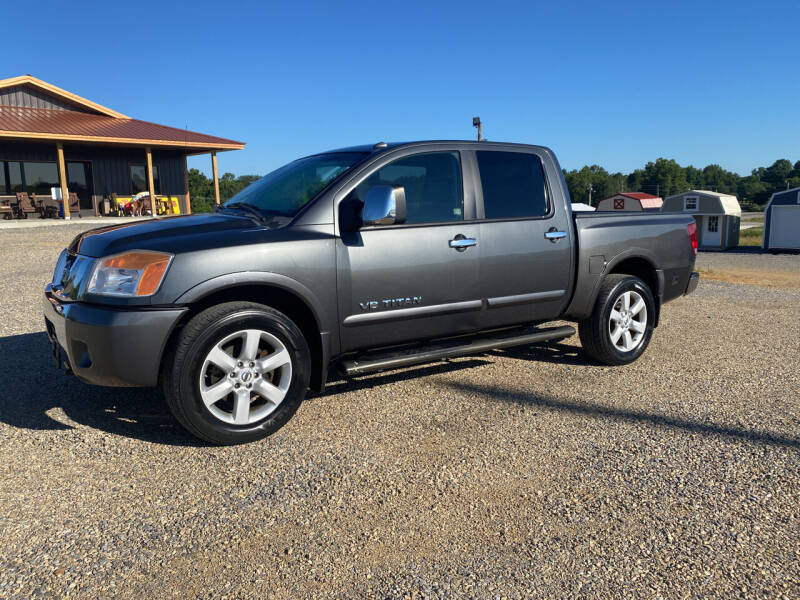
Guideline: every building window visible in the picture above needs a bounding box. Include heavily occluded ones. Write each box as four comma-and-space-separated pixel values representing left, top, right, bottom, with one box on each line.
708, 215, 719, 232
6, 161, 24, 194
1, 160, 59, 195
130, 164, 160, 195
684, 196, 698, 211
22, 162, 60, 195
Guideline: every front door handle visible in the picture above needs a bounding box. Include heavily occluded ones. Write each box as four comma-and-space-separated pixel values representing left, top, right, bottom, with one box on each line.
449, 235, 477, 251
544, 228, 567, 242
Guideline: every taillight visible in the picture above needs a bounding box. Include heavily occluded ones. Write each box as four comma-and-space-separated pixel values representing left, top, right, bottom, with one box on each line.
687, 222, 698, 257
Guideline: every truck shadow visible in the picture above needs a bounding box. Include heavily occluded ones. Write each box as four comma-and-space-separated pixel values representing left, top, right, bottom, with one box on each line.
320, 358, 492, 397
439, 380, 800, 450
4, 333, 796, 450
488, 341, 600, 367
0, 332, 205, 447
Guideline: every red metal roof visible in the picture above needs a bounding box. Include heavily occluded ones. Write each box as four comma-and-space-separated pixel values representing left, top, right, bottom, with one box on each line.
638, 197, 664, 209
0, 104, 244, 151
620, 192, 660, 200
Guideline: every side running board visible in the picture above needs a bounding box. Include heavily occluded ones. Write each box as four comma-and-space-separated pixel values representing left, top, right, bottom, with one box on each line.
339, 325, 576, 376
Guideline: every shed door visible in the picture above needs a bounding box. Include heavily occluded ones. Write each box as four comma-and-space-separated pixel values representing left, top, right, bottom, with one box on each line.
769, 205, 800, 249
703, 215, 721, 247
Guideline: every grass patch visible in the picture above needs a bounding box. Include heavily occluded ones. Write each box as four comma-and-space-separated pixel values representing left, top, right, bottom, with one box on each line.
742, 216, 765, 223
738, 226, 764, 247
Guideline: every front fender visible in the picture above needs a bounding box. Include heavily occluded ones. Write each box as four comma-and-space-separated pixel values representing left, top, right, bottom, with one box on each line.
174, 271, 328, 333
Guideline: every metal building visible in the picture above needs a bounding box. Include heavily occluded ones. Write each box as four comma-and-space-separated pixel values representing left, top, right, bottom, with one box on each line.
763, 187, 800, 250
595, 192, 663, 212
663, 190, 741, 250
0, 75, 244, 217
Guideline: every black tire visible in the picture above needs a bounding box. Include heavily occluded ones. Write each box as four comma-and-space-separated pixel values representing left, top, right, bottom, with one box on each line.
578, 274, 655, 365
162, 301, 310, 445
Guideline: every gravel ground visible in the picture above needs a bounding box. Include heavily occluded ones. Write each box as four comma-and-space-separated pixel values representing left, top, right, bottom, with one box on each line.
1, 224, 798, 599
695, 249, 800, 275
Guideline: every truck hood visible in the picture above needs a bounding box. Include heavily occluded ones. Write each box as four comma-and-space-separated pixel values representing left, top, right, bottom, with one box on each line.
69, 213, 264, 258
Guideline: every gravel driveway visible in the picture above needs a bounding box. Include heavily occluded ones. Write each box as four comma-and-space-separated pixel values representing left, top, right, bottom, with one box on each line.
1, 223, 798, 599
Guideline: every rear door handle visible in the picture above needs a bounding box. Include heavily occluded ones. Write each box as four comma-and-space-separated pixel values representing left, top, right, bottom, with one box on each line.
544, 229, 567, 242
449, 235, 477, 251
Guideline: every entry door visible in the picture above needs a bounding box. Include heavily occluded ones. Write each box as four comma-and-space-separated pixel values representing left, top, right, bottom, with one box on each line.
66, 162, 94, 211
474, 150, 572, 328
769, 206, 800, 249
336, 151, 481, 352
703, 215, 721, 247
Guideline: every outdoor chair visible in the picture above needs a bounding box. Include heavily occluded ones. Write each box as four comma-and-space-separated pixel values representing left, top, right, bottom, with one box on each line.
67, 193, 82, 218
32, 194, 59, 219
0, 199, 13, 220
14, 192, 37, 219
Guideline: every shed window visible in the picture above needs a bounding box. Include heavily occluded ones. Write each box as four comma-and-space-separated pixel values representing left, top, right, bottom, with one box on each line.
130, 164, 160, 195
684, 197, 698, 211
707, 215, 719, 232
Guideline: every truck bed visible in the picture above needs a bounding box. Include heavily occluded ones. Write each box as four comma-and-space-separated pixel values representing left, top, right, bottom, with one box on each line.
564, 211, 696, 320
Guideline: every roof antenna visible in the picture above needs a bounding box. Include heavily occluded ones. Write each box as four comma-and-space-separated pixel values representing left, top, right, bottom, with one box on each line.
473, 117, 482, 141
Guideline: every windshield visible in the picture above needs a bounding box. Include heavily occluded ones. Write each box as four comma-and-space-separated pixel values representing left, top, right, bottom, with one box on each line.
222, 152, 368, 218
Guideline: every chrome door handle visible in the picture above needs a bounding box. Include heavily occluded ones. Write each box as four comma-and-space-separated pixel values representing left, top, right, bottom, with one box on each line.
449, 236, 477, 251
544, 229, 567, 242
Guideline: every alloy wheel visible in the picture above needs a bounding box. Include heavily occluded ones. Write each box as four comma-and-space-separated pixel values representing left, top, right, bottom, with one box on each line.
198, 329, 292, 425
608, 290, 648, 352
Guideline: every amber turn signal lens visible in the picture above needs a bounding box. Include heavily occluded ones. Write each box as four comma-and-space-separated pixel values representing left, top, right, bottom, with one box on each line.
99, 251, 172, 296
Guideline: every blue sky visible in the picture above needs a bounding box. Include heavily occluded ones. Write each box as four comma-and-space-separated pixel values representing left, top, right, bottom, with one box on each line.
4, 0, 798, 176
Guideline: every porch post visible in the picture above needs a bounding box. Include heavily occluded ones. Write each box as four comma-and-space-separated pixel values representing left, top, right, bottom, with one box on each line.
184, 155, 191, 214
56, 143, 70, 219
211, 151, 220, 206
146, 147, 156, 216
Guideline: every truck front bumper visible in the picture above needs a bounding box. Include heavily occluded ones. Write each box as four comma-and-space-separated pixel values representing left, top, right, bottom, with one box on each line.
685, 272, 699, 295
43, 285, 187, 387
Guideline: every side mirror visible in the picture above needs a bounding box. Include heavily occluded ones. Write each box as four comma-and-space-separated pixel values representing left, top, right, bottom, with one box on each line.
362, 185, 406, 226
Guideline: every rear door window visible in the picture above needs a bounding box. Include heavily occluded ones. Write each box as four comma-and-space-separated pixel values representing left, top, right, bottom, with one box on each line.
355, 151, 463, 224
476, 151, 548, 219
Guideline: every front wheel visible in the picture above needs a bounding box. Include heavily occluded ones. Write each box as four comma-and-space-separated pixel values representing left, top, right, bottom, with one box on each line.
162, 302, 310, 445
578, 274, 655, 365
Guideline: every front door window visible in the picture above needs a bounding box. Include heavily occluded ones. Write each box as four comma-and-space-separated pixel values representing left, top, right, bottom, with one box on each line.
708, 216, 719, 232
354, 152, 463, 224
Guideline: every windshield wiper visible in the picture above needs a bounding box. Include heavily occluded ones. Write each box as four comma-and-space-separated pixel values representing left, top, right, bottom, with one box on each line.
218, 202, 267, 223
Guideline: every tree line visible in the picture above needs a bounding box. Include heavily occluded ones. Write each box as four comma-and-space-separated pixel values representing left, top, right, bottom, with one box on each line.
187, 169, 261, 213
564, 158, 800, 209
188, 157, 800, 213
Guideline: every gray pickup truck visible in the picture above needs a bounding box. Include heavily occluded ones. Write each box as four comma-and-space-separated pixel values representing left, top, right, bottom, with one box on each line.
44, 141, 699, 444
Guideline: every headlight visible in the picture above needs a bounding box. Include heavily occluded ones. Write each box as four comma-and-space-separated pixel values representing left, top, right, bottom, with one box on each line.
87, 251, 173, 297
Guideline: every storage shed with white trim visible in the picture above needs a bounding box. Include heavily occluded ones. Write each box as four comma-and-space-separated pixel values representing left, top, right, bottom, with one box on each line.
763, 187, 800, 250
663, 190, 741, 250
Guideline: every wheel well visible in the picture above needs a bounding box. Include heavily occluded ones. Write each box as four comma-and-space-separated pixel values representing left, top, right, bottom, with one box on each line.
162, 284, 325, 391
608, 257, 661, 324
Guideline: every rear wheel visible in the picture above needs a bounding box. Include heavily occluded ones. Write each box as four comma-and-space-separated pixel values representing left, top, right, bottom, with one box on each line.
163, 302, 310, 445
578, 274, 655, 365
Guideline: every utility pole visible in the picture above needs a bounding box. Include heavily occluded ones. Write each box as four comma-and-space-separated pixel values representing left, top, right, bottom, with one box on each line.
587, 184, 594, 206
473, 117, 482, 141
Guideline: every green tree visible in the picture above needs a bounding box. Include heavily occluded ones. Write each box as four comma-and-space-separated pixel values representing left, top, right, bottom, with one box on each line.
763, 159, 793, 188
641, 158, 690, 197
